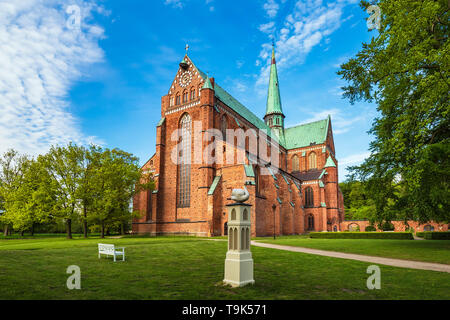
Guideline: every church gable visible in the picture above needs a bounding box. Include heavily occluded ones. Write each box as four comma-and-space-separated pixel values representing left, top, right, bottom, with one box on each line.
166, 55, 206, 113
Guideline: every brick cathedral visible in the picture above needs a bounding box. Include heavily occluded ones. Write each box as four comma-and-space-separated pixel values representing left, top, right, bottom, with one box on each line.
132, 46, 345, 236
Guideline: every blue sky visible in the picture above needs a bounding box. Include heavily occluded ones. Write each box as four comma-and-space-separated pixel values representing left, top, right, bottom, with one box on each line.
0, 0, 378, 181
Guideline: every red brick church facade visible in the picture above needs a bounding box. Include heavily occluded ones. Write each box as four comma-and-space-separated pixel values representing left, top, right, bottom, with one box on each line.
132, 47, 346, 236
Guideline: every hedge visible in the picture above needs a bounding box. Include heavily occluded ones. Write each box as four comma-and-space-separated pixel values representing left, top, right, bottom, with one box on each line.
364, 226, 376, 232
423, 232, 450, 240
309, 232, 414, 240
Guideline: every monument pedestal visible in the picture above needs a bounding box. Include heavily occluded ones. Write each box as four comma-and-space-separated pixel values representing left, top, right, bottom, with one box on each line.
223, 203, 254, 287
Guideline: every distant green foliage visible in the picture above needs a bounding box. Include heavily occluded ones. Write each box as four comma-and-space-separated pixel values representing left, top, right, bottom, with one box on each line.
0, 145, 154, 238
339, 0, 450, 223
309, 232, 413, 240
364, 225, 376, 232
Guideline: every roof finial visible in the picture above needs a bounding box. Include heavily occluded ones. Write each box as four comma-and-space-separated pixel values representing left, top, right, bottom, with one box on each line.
185, 43, 189, 55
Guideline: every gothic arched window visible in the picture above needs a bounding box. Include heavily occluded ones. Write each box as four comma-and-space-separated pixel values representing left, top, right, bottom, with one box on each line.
221, 114, 227, 140
292, 155, 299, 172
169, 96, 174, 107
307, 214, 315, 231
176, 93, 181, 105
177, 113, 191, 207
305, 187, 314, 207
182, 91, 188, 103
308, 152, 317, 170
190, 88, 196, 100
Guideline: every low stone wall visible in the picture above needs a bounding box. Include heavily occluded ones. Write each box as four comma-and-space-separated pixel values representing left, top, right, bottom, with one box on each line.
340, 220, 448, 232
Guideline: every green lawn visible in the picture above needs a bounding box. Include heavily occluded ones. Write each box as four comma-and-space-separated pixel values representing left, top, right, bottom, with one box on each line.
255, 236, 450, 265
0, 236, 449, 300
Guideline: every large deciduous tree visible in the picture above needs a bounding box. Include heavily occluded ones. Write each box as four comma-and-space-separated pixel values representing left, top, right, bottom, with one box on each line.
339, 0, 449, 223
0, 150, 28, 236
43, 144, 85, 239
89, 148, 153, 238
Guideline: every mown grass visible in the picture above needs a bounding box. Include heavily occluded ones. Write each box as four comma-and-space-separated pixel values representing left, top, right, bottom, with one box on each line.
255, 236, 450, 264
0, 236, 449, 300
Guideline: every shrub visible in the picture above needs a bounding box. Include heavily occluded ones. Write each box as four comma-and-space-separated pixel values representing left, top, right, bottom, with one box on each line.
423, 232, 450, 240
415, 232, 425, 238
380, 222, 395, 231
365, 226, 376, 232
309, 232, 413, 240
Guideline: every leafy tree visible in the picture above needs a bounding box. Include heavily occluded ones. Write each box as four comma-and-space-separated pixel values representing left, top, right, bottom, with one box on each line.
0, 150, 28, 236
42, 143, 85, 239
339, 0, 449, 223
4, 157, 56, 235
89, 147, 153, 238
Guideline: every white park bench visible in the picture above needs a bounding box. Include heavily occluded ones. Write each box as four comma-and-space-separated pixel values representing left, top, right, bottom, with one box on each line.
98, 243, 125, 262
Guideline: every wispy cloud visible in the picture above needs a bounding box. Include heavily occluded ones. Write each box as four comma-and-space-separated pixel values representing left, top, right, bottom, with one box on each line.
259, 21, 276, 34
294, 108, 365, 135
256, 0, 357, 89
263, 0, 280, 18
339, 152, 370, 167
0, 0, 105, 156
164, 0, 184, 9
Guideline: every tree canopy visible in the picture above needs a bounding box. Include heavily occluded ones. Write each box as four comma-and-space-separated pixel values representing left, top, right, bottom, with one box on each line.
0, 144, 154, 238
339, 0, 449, 223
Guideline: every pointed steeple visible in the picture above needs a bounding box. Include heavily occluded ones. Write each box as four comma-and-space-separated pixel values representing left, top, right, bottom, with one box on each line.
264, 43, 285, 145
265, 44, 284, 117
202, 76, 213, 90
324, 156, 336, 168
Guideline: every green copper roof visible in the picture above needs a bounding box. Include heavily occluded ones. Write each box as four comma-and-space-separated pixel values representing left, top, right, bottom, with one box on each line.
318, 169, 326, 180
244, 165, 255, 177
202, 77, 214, 90
265, 46, 283, 116
208, 175, 221, 195
324, 156, 336, 168
284, 117, 330, 150
156, 117, 166, 127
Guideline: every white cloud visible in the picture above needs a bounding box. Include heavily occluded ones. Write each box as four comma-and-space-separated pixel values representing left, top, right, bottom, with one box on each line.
0, 0, 105, 156
295, 108, 365, 135
164, 0, 184, 8
263, 0, 279, 18
259, 21, 276, 34
339, 152, 371, 167
256, 0, 356, 89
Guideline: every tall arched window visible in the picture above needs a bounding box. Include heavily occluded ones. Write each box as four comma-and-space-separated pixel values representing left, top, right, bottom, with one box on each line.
221, 114, 227, 140
190, 88, 196, 100
169, 96, 174, 107
307, 214, 315, 231
182, 91, 188, 103
177, 113, 191, 207
308, 152, 317, 170
305, 187, 314, 207
292, 155, 299, 172
176, 93, 181, 105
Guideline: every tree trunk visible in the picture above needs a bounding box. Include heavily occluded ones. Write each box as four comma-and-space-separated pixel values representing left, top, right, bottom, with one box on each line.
120, 223, 125, 235
83, 205, 88, 238
31, 223, 35, 236
106, 228, 110, 236
3, 225, 8, 237
101, 222, 105, 239
66, 219, 72, 239
20, 230, 24, 237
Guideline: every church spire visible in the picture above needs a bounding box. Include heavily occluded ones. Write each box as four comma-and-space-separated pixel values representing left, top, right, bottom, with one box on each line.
264, 43, 285, 144
265, 44, 284, 117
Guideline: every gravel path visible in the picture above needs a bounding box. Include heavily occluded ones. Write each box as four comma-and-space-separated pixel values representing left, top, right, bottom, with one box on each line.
251, 241, 450, 273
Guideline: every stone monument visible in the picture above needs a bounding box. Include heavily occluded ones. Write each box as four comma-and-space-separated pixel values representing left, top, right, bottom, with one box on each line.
223, 187, 255, 287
